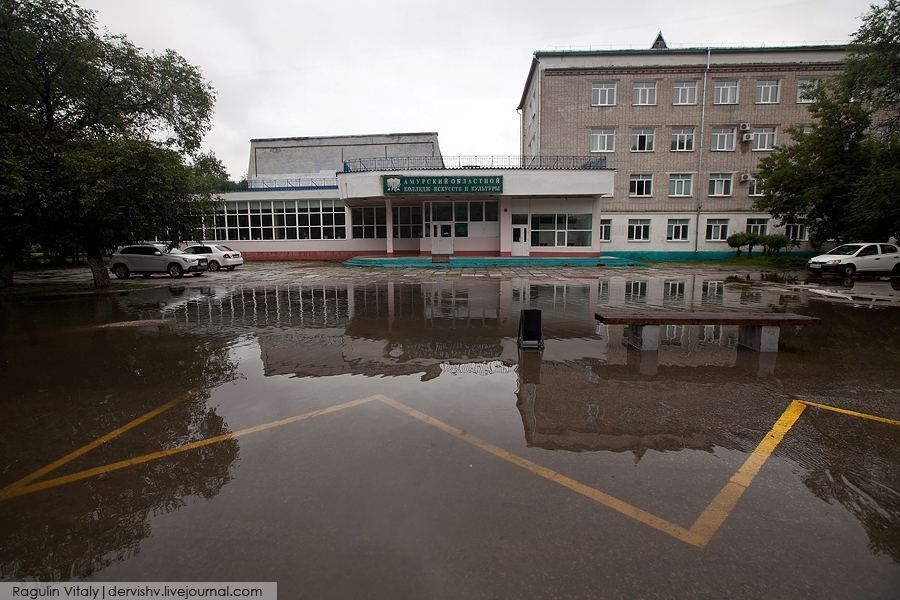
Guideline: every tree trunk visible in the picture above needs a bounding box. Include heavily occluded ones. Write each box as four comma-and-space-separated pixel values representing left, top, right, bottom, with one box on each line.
0, 259, 14, 288
87, 254, 111, 288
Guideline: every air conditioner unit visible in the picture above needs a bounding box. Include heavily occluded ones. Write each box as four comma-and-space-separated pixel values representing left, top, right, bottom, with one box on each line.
741, 133, 754, 142
739, 173, 752, 182
739, 123, 752, 131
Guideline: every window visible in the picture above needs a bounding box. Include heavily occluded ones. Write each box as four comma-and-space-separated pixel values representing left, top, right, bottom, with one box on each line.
627, 219, 651, 241
484, 201, 498, 221
530, 213, 592, 247
633, 81, 657, 105
668, 174, 693, 197
598, 218, 611, 242
708, 173, 733, 196
752, 126, 776, 151
797, 78, 821, 103
746, 218, 769, 235
706, 219, 729, 241
748, 174, 763, 196
664, 280, 686, 300
756, 80, 780, 104
667, 219, 690, 241
673, 80, 697, 105
711, 127, 736, 151
786, 220, 808, 241
591, 81, 617, 106
625, 280, 648, 301
629, 173, 653, 197
671, 127, 694, 151
351, 206, 386, 239
713, 80, 739, 104
391, 206, 423, 238
590, 128, 615, 152
218, 199, 347, 241
880, 244, 898, 254
631, 128, 655, 152
454, 223, 468, 237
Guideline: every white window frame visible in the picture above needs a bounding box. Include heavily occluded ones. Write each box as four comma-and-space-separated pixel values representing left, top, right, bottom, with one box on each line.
627, 219, 651, 241
668, 173, 693, 197
797, 78, 821, 103
631, 128, 655, 152
713, 80, 739, 105
786, 220, 808, 241
756, 80, 781, 104
598, 218, 612, 242
711, 127, 736, 151
748, 175, 764, 197
591, 81, 617, 106
666, 219, 690, 242
746, 218, 769, 235
672, 80, 698, 105
752, 126, 776, 151
590, 128, 615, 153
629, 173, 653, 197
633, 81, 657, 106
708, 173, 733, 197
671, 127, 695, 151
705, 218, 729, 241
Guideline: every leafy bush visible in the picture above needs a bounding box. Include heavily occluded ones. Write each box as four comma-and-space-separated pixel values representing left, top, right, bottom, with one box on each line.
727, 232, 753, 256
760, 234, 792, 255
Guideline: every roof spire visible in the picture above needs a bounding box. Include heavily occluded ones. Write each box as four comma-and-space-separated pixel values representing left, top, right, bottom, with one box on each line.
651, 31, 668, 49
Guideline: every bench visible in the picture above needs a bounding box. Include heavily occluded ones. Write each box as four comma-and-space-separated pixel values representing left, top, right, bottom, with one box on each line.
594, 310, 820, 353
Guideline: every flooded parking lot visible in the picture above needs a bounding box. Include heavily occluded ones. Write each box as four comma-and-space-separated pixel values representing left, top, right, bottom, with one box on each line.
2, 266, 899, 599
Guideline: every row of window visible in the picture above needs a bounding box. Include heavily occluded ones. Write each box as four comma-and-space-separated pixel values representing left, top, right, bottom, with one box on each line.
351, 201, 501, 239
627, 172, 763, 198
590, 78, 820, 107
590, 125, 777, 153
610, 218, 807, 242
211, 199, 347, 241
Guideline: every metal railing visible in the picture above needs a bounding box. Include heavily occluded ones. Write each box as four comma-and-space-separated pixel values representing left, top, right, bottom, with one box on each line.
342, 155, 609, 172
247, 177, 338, 190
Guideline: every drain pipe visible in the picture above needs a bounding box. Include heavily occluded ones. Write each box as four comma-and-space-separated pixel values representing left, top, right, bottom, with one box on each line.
694, 48, 711, 253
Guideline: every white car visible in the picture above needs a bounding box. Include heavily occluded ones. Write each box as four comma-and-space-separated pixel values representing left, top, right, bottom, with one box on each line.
807, 243, 900, 277
182, 244, 244, 271
109, 244, 207, 279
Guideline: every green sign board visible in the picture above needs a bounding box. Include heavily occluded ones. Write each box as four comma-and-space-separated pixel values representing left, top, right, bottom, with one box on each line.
383, 175, 503, 195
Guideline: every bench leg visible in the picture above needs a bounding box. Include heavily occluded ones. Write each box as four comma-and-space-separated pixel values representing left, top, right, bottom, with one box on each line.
738, 325, 780, 353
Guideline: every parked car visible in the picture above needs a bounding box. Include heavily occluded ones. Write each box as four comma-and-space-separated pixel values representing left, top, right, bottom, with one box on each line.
181, 244, 244, 271
807, 243, 900, 277
109, 244, 208, 279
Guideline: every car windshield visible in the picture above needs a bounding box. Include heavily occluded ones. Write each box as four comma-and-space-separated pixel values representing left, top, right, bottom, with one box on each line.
216, 245, 234, 251
825, 244, 863, 256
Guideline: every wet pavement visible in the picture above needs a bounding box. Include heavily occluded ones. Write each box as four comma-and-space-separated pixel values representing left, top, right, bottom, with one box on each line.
1, 265, 899, 598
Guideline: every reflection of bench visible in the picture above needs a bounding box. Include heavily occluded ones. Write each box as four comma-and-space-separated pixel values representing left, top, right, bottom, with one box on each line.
594, 311, 820, 352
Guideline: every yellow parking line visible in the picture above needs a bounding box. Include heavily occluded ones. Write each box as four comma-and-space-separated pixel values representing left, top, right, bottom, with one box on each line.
0, 396, 379, 501
798, 400, 900, 426
688, 400, 806, 547
1, 389, 197, 494
378, 396, 700, 546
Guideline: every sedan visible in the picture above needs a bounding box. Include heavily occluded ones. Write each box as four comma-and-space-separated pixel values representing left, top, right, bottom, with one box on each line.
182, 244, 244, 271
807, 243, 900, 277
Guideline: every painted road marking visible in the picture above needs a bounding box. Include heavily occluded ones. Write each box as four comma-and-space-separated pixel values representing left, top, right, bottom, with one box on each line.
798, 400, 900, 426
0, 396, 380, 501
2, 395, 896, 550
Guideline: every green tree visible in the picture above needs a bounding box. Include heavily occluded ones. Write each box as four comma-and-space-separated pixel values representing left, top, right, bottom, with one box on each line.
0, 0, 215, 287
727, 232, 752, 257
192, 152, 248, 192
845, 0, 900, 131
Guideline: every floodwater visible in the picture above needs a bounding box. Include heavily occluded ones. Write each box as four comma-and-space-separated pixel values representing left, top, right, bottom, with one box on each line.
1, 271, 899, 599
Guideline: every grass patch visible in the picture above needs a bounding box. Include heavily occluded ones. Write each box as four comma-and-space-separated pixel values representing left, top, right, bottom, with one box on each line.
0, 282, 147, 299
645, 255, 809, 269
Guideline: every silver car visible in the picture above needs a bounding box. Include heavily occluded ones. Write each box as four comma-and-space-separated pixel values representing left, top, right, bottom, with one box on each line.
109, 244, 208, 279
182, 244, 244, 271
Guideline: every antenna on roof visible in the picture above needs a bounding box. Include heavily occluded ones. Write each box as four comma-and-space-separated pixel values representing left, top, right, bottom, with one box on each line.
651, 32, 668, 49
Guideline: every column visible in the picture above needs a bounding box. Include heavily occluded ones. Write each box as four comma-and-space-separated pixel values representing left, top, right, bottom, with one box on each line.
384, 198, 394, 256
591, 195, 603, 254
499, 197, 513, 256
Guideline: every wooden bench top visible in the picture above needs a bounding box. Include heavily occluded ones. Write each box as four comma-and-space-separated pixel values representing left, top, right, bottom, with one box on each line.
594, 311, 820, 326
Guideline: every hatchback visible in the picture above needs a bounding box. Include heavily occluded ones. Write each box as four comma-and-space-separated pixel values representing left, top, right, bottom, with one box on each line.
181, 244, 244, 271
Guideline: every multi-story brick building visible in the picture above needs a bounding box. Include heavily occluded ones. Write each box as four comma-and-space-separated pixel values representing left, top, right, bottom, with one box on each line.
518, 38, 846, 253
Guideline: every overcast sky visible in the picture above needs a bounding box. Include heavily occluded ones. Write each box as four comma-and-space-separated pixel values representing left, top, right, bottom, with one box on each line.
78, 0, 872, 180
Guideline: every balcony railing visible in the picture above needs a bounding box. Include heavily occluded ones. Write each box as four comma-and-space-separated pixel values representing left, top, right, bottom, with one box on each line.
247, 177, 338, 190
342, 155, 609, 173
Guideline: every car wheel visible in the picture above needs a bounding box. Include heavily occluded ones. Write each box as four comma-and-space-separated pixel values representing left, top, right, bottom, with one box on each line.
841, 263, 856, 278
892, 263, 900, 275
208, 260, 220, 271
225, 266, 236, 271
113, 264, 130, 280
167, 263, 184, 279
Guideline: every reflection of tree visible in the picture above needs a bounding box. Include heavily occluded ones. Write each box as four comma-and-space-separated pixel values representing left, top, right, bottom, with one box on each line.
0, 310, 240, 580
786, 421, 900, 563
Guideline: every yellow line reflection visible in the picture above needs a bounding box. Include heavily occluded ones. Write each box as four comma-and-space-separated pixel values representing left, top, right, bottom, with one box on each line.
798, 400, 900, 427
